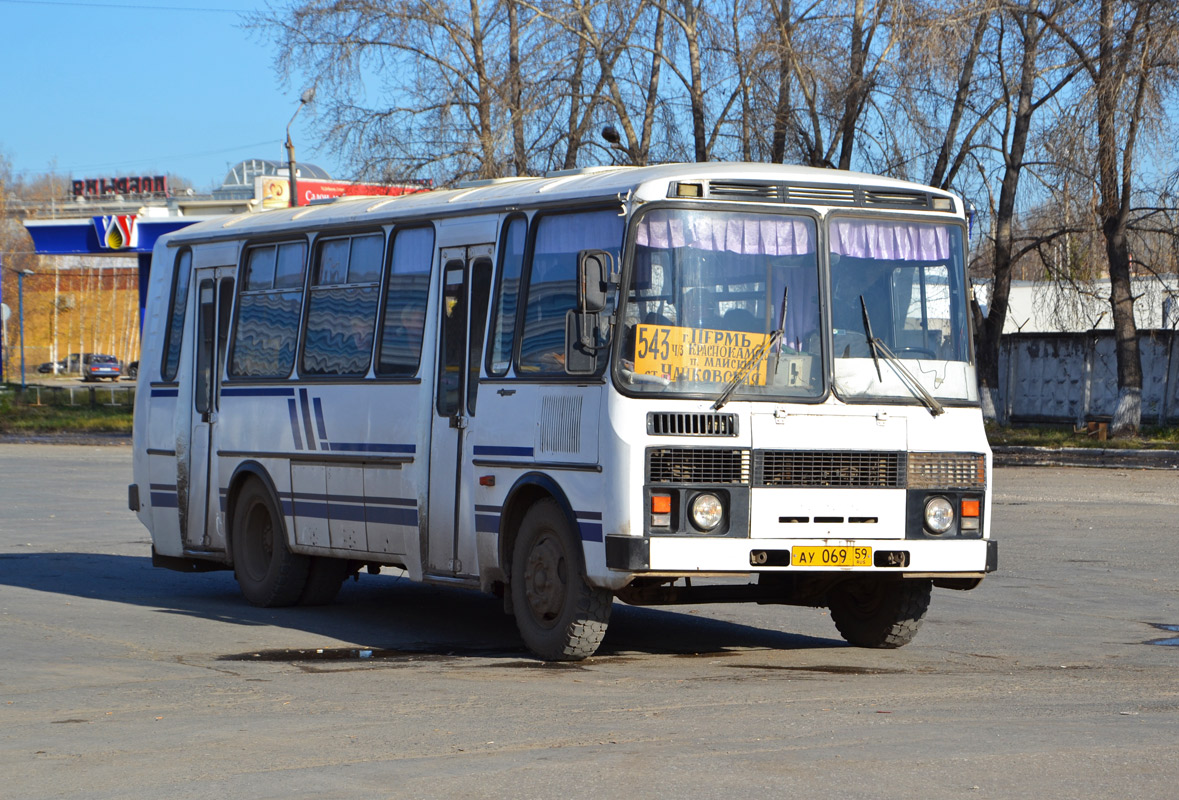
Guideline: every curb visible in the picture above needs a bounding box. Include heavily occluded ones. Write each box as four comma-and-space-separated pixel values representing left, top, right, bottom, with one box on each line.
993, 445, 1179, 470
0, 433, 132, 447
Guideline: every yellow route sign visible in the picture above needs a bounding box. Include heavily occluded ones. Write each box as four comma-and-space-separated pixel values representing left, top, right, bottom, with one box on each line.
634, 324, 772, 385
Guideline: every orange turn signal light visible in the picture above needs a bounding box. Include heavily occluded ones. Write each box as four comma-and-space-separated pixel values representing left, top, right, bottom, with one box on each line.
961, 499, 980, 518
651, 494, 672, 514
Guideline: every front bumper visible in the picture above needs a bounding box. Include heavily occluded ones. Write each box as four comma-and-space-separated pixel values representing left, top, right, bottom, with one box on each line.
607, 534, 997, 576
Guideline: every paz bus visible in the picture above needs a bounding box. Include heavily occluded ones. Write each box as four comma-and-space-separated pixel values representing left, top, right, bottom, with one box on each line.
130, 162, 995, 661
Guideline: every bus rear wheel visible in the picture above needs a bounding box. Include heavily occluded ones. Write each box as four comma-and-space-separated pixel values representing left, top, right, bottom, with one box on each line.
828, 577, 931, 648
231, 478, 309, 607
511, 499, 612, 661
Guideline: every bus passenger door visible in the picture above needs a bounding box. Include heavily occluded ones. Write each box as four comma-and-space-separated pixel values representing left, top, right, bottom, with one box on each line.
185, 268, 234, 553
427, 245, 493, 577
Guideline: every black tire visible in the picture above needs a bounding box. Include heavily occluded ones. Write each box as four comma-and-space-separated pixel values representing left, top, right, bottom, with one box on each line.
511, 499, 612, 661
828, 578, 932, 648
298, 557, 349, 606
231, 478, 309, 607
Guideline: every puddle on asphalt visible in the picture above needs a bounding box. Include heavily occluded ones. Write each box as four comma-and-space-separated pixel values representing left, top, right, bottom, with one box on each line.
220, 645, 523, 663
726, 663, 905, 675
1146, 623, 1179, 646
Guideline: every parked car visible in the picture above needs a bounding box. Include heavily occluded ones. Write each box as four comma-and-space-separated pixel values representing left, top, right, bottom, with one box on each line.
37, 354, 84, 375
82, 354, 121, 382
124, 361, 139, 380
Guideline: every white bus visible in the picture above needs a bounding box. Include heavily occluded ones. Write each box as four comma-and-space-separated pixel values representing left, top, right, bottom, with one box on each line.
130, 163, 995, 661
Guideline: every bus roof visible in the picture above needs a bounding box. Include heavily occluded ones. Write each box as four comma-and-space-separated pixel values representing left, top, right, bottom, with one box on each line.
164, 162, 961, 245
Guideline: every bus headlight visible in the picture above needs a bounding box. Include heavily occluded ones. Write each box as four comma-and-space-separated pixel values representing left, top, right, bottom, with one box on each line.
924, 496, 955, 534
690, 493, 724, 531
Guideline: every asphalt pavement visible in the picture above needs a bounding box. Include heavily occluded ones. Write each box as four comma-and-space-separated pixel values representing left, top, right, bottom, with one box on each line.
2, 445, 1178, 799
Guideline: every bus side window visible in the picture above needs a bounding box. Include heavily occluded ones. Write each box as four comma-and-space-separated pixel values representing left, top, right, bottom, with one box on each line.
302, 232, 383, 377
487, 215, 526, 377
161, 248, 192, 382
230, 241, 307, 378
376, 226, 434, 377
518, 209, 623, 375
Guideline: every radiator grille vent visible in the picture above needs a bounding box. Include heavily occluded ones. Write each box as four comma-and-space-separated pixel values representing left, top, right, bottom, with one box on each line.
755, 450, 905, 488
707, 181, 781, 200
907, 452, 987, 489
648, 412, 738, 437
647, 448, 751, 485
672, 181, 945, 211
864, 189, 930, 208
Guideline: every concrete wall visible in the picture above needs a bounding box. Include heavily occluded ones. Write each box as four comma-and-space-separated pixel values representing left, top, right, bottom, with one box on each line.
998, 331, 1179, 425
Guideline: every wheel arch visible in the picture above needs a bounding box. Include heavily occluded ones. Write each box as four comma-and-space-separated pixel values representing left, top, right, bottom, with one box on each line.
498, 472, 578, 581
225, 460, 287, 565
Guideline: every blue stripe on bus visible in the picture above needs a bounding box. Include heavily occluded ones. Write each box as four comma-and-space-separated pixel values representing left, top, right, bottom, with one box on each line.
149, 484, 179, 508
325, 442, 416, 454
473, 445, 534, 457
287, 399, 304, 450
221, 387, 296, 397
150, 388, 178, 398
326, 501, 367, 523
475, 513, 500, 533
366, 506, 419, 526
578, 522, 603, 543
299, 388, 316, 450
313, 397, 328, 441
285, 492, 419, 526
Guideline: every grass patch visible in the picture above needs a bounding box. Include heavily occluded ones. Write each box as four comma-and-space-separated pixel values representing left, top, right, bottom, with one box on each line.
986, 422, 1179, 450
0, 385, 133, 435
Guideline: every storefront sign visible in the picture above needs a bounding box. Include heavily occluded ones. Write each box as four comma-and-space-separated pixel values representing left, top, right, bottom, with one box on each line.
73, 176, 168, 198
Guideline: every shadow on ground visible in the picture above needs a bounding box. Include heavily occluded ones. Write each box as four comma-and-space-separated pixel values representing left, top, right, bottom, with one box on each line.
0, 551, 843, 661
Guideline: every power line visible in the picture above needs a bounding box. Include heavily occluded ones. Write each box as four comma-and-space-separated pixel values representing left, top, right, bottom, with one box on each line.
11, 140, 281, 177
0, 0, 243, 13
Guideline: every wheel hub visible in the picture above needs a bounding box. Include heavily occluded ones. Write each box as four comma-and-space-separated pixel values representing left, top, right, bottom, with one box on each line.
524, 533, 567, 623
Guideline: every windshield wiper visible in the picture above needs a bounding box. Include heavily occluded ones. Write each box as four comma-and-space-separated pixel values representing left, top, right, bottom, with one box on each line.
859, 295, 945, 417
713, 288, 787, 411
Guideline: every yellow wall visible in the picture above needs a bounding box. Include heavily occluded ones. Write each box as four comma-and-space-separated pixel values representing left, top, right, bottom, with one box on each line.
2, 263, 140, 377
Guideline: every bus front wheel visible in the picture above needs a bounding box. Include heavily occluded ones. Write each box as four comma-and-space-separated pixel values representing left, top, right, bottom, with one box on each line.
511, 499, 612, 661
231, 478, 309, 607
828, 577, 931, 648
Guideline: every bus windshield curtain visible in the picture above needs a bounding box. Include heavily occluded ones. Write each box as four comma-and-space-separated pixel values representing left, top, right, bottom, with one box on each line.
635, 209, 814, 256
829, 218, 950, 261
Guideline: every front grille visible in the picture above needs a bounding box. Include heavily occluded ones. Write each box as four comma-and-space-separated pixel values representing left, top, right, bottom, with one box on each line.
648, 412, 738, 437
908, 452, 987, 489
647, 448, 751, 485
756, 450, 904, 488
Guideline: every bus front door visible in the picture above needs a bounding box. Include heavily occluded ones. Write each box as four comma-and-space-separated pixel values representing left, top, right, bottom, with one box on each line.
184, 269, 234, 554
427, 245, 493, 577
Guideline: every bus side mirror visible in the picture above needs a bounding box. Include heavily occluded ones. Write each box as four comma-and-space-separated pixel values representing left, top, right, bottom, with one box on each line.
578, 249, 612, 313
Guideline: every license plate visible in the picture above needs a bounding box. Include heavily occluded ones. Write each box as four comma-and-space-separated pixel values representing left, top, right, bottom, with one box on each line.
791, 546, 872, 567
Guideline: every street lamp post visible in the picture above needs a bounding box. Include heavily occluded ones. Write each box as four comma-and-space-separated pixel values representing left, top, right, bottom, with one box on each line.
16, 268, 34, 390
285, 87, 316, 208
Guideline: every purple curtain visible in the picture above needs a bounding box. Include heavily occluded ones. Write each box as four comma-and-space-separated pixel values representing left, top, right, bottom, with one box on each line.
636, 209, 815, 256
830, 218, 950, 261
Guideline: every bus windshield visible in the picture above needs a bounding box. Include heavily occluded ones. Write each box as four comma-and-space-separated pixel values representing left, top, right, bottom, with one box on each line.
618, 207, 823, 400
829, 217, 977, 405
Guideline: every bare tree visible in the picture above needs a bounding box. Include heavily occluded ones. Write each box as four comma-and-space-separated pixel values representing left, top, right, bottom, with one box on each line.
1040, 0, 1179, 435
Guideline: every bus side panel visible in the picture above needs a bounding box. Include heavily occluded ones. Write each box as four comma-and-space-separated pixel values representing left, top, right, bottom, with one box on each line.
215, 381, 430, 579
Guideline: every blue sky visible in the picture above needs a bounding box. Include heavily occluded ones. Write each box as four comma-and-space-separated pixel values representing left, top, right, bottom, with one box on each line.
0, 0, 342, 191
